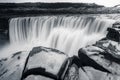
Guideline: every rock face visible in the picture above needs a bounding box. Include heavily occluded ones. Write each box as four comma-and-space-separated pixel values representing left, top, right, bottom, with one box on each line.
0, 51, 29, 80
78, 22, 120, 79
0, 46, 72, 80
22, 46, 68, 80
107, 22, 120, 42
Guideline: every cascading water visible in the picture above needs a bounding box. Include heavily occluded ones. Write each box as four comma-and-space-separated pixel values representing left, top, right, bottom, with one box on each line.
8, 15, 115, 57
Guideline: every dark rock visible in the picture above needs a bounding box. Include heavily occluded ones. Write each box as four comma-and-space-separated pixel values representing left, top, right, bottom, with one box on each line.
106, 22, 120, 42
21, 46, 69, 80
107, 28, 120, 42
113, 21, 120, 28
79, 66, 120, 80
78, 48, 111, 73
78, 38, 120, 76
78, 22, 120, 79
0, 46, 80, 80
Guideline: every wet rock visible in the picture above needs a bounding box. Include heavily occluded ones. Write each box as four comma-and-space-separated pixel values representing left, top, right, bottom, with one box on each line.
0, 46, 71, 80
0, 51, 29, 80
23, 46, 68, 77
79, 66, 120, 80
78, 45, 120, 79
106, 22, 120, 42
78, 37, 120, 79
78, 22, 120, 77
107, 28, 120, 42
79, 45, 120, 74
78, 47, 111, 73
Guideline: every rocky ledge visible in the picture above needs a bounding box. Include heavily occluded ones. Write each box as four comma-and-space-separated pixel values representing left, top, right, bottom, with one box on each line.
0, 47, 69, 80
78, 22, 120, 80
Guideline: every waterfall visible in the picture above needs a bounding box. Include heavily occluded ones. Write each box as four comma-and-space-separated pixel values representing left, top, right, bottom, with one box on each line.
9, 15, 115, 56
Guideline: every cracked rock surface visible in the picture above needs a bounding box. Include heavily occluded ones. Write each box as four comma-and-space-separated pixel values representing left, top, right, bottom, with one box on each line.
78, 24, 120, 80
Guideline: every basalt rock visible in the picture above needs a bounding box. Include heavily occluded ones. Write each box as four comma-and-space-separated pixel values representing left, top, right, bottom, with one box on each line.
79, 66, 120, 80
107, 29, 120, 43
78, 40, 120, 79
106, 21, 120, 42
78, 23, 120, 79
0, 51, 29, 80
0, 46, 73, 80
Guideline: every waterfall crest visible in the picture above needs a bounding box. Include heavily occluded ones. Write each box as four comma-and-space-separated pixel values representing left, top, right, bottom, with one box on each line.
9, 16, 115, 56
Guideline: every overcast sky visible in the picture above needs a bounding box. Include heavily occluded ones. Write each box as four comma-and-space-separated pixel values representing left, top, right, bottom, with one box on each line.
0, 0, 120, 7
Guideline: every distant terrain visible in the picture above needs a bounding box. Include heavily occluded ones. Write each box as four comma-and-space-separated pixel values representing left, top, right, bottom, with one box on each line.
0, 2, 104, 18
0, 2, 120, 18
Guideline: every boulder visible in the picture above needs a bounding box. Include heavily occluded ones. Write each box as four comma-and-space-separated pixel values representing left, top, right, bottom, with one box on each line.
0, 46, 80, 80
0, 51, 29, 80
78, 37, 120, 79
79, 66, 120, 80
78, 22, 120, 79
0, 46, 68, 80
106, 22, 120, 42
107, 28, 120, 42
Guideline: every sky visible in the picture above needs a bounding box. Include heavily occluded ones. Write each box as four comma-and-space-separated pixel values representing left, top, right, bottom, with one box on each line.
0, 0, 120, 7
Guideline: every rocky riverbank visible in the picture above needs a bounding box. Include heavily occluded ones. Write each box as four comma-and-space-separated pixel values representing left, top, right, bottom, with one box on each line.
78, 22, 120, 79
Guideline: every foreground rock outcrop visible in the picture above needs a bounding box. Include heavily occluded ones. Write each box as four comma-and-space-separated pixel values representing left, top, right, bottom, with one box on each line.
0, 51, 29, 80
78, 22, 120, 79
0, 46, 72, 80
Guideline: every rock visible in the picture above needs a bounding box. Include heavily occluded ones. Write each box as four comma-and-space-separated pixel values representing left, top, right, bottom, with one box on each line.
112, 21, 120, 28
78, 47, 111, 73
95, 38, 120, 57
22, 46, 68, 79
0, 51, 29, 80
78, 22, 120, 79
79, 66, 120, 80
106, 22, 120, 42
78, 37, 120, 77
0, 46, 81, 80
107, 28, 120, 42
0, 46, 68, 80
